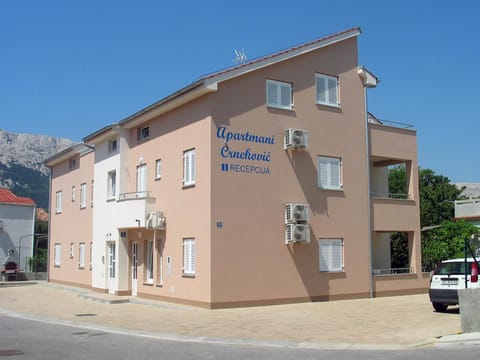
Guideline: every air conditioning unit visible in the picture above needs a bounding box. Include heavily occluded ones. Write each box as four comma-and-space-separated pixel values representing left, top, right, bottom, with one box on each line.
285, 204, 309, 223
145, 211, 166, 229
284, 128, 308, 150
285, 224, 310, 244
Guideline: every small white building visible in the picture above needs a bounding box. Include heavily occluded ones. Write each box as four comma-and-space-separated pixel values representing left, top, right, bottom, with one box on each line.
0, 188, 36, 272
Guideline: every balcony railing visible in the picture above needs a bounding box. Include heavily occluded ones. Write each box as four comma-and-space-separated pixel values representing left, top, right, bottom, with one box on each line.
371, 192, 412, 200
373, 267, 413, 276
455, 199, 480, 218
118, 191, 152, 201
368, 117, 414, 130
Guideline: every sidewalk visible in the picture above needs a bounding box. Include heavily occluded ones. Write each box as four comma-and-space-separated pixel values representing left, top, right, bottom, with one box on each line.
0, 282, 468, 349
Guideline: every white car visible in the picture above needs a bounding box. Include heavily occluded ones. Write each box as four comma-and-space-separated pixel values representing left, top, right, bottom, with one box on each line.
429, 258, 479, 312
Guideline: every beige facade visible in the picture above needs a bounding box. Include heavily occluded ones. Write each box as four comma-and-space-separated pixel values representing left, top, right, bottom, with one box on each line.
46, 28, 429, 308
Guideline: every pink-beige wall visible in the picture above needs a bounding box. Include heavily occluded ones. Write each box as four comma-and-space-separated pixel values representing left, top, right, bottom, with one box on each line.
49, 151, 94, 287
124, 97, 213, 304
209, 37, 373, 306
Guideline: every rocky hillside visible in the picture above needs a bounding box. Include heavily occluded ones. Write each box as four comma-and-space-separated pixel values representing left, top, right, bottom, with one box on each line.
0, 129, 75, 209
456, 183, 480, 199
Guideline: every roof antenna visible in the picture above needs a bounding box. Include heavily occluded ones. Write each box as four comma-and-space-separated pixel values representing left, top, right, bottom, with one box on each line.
233, 49, 247, 65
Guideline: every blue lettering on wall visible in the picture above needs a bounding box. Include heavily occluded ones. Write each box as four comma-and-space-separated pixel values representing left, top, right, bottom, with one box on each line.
217, 126, 274, 176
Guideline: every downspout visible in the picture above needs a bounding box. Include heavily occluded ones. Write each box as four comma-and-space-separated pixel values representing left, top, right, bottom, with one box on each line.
357, 66, 378, 299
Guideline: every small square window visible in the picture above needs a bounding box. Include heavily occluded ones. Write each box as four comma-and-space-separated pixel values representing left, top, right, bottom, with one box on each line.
108, 139, 118, 153
69, 158, 77, 170
137, 126, 150, 141
266, 79, 293, 110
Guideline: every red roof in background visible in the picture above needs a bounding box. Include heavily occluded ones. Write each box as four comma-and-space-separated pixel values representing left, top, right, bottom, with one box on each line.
0, 188, 35, 206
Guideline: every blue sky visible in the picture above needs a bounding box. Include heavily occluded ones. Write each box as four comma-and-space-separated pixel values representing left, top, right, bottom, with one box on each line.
1, 1, 478, 182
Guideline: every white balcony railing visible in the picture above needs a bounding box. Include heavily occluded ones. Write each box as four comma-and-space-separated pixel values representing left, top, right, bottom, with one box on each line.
455, 199, 480, 218
371, 192, 412, 200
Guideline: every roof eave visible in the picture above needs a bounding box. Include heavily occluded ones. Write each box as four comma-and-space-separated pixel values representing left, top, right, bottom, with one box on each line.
44, 143, 93, 167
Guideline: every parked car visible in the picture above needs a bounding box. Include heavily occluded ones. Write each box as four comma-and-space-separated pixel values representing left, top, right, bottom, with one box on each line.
429, 258, 479, 312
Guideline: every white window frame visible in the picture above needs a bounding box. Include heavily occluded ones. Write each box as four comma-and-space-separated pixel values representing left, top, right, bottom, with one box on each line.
70, 242, 74, 259
155, 159, 162, 180
146, 240, 154, 283
136, 164, 147, 196
80, 183, 87, 208
79, 243, 85, 268
54, 243, 61, 267
183, 238, 196, 276
317, 156, 342, 190
89, 242, 93, 270
319, 238, 344, 272
107, 170, 117, 200
55, 191, 62, 214
266, 79, 293, 110
91, 180, 94, 207
71, 186, 76, 202
316, 73, 339, 107
183, 149, 196, 187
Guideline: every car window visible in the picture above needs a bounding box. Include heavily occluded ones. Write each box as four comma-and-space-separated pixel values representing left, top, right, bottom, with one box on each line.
435, 262, 471, 276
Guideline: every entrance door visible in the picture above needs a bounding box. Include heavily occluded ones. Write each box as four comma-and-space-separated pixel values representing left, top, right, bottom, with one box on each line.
131, 242, 138, 296
108, 242, 116, 294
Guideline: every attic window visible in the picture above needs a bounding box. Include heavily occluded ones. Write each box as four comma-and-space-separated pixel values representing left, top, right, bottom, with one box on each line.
108, 139, 118, 153
137, 126, 150, 141
69, 158, 77, 170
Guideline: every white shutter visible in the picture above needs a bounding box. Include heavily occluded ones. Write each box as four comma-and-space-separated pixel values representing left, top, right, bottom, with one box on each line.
318, 156, 341, 189
266, 80, 278, 107
319, 239, 343, 272
316, 75, 326, 104
280, 83, 292, 108
183, 149, 196, 186
79, 243, 85, 268
190, 149, 196, 183
327, 77, 338, 105
183, 238, 196, 275
54, 244, 61, 266
137, 165, 147, 193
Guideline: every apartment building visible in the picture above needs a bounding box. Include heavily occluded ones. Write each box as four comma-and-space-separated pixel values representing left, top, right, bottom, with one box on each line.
46, 27, 429, 308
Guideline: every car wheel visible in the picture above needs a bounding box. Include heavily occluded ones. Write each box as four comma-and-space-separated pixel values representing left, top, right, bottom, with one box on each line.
432, 302, 448, 312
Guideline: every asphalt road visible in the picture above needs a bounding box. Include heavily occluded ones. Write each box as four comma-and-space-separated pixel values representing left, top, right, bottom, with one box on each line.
0, 315, 478, 360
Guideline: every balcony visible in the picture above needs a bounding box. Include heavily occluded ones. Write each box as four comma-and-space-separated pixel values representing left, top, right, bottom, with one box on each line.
371, 196, 419, 232
369, 119, 417, 162
115, 191, 156, 228
455, 199, 480, 219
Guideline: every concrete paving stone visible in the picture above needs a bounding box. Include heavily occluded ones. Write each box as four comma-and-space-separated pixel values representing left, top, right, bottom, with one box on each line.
0, 282, 465, 349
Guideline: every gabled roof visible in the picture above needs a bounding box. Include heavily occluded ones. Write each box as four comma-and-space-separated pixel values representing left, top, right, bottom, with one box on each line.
0, 188, 35, 206
118, 27, 361, 129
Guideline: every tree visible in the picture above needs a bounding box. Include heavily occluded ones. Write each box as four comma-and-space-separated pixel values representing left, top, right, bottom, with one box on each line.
388, 166, 471, 270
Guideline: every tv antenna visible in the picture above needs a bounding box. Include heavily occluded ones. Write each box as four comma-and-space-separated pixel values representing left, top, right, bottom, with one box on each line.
233, 49, 247, 65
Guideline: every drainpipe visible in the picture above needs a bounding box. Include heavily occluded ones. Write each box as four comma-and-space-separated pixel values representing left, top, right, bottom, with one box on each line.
358, 66, 379, 299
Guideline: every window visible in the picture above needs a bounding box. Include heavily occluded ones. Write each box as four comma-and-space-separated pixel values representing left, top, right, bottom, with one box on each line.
146, 240, 154, 283
136, 164, 147, 196
183, 149, 196, 187
266, 79, 293, 110
107, 171, 117, 199
316, 74, 339, 107
69, 158, 77, 170
319, 239, 344, 272
71, 186, 76, 202
55, 191, 62, 213
54, 243, 61, 266
108, 138, 118, 153
183, 238, 196, 276
317, 156, 342, 190
155, 159, 162, 180
89, 242, 93, 270
79, 243, 85, 268
91, 180, 94, 207
80, 183, 87, 208
70, 242, 74, 258
137, 126, 150, 141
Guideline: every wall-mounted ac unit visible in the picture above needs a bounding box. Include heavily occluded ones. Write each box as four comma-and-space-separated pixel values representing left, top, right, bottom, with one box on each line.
285, 224, 310, 244
285, 204, 309, 224
146, 211, 166, 229
284, 128, 308, 150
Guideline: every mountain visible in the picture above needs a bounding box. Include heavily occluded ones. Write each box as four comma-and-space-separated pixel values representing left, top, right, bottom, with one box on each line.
0, 129, 75, 210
